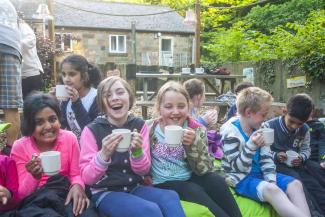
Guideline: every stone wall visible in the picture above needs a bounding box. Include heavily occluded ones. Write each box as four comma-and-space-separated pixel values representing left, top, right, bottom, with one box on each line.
54, 28, 193, 68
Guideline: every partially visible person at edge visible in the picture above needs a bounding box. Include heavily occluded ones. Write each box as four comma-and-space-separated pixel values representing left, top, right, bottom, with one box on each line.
183, 78, 219, 128
226, 82, 254, 121
0, 0, 23, 149
0, 122, 19, 213
19, 18, 43, 99
306, 108, 325, 168
57, 54, 102, 140
11, 93, 98, 216
147, 81, 242, 217
79, 76, 186, 217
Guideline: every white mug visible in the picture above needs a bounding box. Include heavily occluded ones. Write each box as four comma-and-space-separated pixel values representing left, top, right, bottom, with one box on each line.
55, 85, 69, 101
40, 151, 61, 176
112, 129, 131, 152
181, 68, 191, 74
165, 125, 184, 147
261, 128, 274, 146
195, 67, 204, 74
285, 150, 299, 167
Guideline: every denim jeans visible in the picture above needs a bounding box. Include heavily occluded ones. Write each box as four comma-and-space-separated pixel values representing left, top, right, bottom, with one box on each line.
95, 185, 186, 217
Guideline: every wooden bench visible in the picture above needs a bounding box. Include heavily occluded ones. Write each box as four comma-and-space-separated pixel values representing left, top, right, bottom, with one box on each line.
136, 101, 228, 119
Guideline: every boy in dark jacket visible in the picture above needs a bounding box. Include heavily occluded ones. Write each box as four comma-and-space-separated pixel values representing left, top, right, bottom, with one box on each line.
265, 94, 325, 215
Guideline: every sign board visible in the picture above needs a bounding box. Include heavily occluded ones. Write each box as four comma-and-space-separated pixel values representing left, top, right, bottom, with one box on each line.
286, 76, 306, 88
243, 68, 254, 84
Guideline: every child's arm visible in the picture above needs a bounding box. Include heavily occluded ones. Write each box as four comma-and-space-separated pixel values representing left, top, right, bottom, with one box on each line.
68, 133, 85, 189
79, 127, 109, 185
260, 146, 277, 182
299, 131, 311, 162
130, 124, 151, 176
0, 156, 19, 208
10, 144, 40, 199
183, 126, 216, 175
223, 133, 259, 173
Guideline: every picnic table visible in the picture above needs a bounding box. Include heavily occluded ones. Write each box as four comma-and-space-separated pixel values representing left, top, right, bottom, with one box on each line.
136, 72, 246, 119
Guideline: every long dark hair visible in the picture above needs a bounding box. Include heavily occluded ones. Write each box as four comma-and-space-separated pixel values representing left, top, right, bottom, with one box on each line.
60, 54, 102, 88
21, 92, 61, 136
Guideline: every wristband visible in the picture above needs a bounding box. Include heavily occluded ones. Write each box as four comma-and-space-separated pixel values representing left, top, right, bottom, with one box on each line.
131, 148, 143, 158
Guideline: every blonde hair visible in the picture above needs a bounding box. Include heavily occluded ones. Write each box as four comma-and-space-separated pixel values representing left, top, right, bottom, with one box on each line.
154, 81, 190, 115
96, 76, 134, 113
236, 87, 273, 116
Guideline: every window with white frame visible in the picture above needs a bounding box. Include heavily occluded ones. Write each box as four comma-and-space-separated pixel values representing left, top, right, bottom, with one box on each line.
109, 35, 126, 53
55, 33, 73, 52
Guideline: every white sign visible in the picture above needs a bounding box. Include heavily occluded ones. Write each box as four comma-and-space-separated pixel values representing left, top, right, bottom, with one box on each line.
243, 68, 254, 84
286, 76, 306, 88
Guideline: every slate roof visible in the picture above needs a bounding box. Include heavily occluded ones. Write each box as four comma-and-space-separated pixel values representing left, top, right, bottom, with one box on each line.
12, 0, 194, 34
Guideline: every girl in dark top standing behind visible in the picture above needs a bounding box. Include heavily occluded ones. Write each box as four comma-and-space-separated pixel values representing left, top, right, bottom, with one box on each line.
58, 54, 102, 140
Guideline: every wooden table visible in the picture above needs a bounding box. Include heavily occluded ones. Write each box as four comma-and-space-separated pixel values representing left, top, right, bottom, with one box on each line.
136, 72, 246, 119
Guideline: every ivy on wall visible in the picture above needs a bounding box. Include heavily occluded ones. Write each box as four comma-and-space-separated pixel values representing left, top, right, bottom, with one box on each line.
256, 60, 276, 94
301, 52, 325, 81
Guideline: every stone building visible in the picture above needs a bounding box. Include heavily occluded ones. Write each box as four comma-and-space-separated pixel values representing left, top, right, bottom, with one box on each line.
13, 0, 195, 69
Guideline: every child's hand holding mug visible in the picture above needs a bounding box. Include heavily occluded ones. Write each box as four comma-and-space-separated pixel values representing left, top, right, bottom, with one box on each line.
0, 185, 11, 205
182, 128, 196, 146
201, 110, 219, 125
291, 155, 302, 167
250, 131, 264, 148
26, 154, 43, 180
100, 133, 122, 161
130, 129, 143, 151
65, 86, 80, 102
277, 152, 287, 163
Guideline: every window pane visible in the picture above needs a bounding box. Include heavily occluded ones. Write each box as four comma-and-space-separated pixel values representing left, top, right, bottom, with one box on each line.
161, 39, 171, 51
118, 36, 125, 52
111, 36, 117, 51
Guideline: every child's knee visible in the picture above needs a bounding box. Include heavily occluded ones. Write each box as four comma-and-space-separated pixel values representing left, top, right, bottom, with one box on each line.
159, 189, 180, 202
139, 202, 162, 217
287, 179, 303, 192
262, 182, 282, 196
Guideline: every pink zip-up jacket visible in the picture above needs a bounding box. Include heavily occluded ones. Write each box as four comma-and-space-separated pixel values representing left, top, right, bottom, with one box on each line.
79, 124, 151, 186
11, 129, 84, 199
0, 155, 19, 211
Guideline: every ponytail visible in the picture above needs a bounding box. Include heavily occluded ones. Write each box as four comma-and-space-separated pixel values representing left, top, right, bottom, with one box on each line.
88, 63, 102, 88
60, 54, 102, 88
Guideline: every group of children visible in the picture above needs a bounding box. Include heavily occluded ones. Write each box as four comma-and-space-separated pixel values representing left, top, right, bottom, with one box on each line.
0, 54, 324, 217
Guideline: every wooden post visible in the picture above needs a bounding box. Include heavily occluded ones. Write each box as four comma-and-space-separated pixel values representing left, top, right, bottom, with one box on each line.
195, 0, 201, 67
47, 0, 56, 85
131, 21, 136, 64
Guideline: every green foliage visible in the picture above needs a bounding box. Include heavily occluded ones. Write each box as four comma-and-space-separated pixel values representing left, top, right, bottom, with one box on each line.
245, 0, 324, 34
98, 0, 325, 80
301, 52, 325, 81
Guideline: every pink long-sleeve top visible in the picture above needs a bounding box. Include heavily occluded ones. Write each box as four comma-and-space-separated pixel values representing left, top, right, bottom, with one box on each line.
0, 155, 19, 211
11, 129, 84, 200
79, 124, 151, 186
